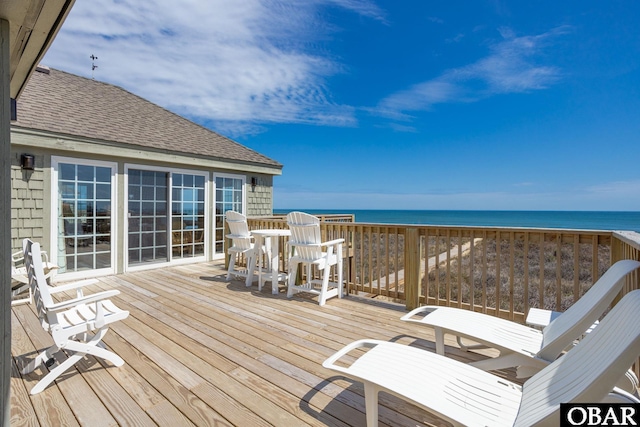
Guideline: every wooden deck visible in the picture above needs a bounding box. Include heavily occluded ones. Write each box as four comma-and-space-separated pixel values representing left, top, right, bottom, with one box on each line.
10, 261, 513, 427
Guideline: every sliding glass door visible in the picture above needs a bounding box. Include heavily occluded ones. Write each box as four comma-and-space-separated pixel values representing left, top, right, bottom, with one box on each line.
53, 157, 116, 274
126, 166, 207, 269
127, 169, 169, 265
214, 174, 245, 255
171, 173, 205, 258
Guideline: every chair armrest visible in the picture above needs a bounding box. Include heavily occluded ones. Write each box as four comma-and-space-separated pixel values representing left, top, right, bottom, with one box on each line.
226, 234, 253, 240
49, 278, 99, 294
288, 242, 321, 249
11, 251, 24, 264
400, 305, 438, 323
525, 307, 562, 328
322, 339, 384, 375
46, 289, 120, 312
321, 238, 345, 247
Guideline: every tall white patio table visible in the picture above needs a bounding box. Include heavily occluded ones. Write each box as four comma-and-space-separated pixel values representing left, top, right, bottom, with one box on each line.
251, 229, 291, 294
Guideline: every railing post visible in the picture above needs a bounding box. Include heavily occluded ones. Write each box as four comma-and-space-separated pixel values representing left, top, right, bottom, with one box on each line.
405, 227, 421, 310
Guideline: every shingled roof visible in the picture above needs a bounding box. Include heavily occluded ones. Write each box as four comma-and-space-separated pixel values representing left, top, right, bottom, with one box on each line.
13, 67, 282, 168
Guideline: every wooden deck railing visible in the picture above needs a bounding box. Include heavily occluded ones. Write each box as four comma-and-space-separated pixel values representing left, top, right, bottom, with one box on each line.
245, 217, 640, 316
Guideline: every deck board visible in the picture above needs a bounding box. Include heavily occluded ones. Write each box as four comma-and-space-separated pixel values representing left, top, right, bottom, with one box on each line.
11, 261, 510, 426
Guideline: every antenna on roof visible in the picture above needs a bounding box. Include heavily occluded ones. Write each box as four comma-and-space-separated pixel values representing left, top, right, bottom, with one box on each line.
90, 54, 98, 79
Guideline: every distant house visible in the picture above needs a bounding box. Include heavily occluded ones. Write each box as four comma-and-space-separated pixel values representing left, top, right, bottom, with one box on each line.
11, 66, 282, 279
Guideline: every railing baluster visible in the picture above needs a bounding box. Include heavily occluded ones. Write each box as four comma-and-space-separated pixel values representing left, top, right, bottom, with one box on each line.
482, 230, 487, 313
469, 230, 475, 311
524, 232, 529, 316
539, 232, 545, 309
556, 233, 562, 310
446, 229, 451, 306
496, 230, 501, 316
457, 229, 462, 308
509, 231, 515, 319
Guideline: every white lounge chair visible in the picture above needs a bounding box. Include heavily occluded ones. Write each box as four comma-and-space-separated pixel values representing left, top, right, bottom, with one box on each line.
225, 210, 258, 286
401, 259, 640, 376
323, 290, 640, 427
21, 239, 129, 394
286, 211, 345, 306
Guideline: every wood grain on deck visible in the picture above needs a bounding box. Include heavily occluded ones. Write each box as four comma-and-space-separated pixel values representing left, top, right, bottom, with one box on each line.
11, 262, 505, 427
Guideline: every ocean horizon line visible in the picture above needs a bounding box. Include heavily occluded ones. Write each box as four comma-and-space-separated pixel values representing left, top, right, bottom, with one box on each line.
272, 209, 640, 232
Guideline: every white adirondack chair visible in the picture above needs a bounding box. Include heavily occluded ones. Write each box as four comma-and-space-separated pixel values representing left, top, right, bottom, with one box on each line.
323, 289, 640, 427
21, 239, 129, 395
225, 210, 258, 285
286, 211, 345, 306
11, 247, 59, 305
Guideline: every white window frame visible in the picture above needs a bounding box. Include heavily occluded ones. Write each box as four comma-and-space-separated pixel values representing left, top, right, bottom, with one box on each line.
51, 156, 118, 280
213, 172, 247, 259
125, 164, 209, 272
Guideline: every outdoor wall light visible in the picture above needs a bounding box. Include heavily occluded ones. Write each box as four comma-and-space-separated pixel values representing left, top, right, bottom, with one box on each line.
21, 154, 35, 170
251, 177, 258, 191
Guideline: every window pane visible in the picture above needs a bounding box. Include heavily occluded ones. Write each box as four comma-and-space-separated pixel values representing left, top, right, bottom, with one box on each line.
96, 201, 110, 216
142, 171, 155, 185
96, 167, 111, 183
129, 170, 140, 184
77, 165, 94, 182
156, 202, 167, 216
96, 183, 110, 199
60, 164, 75, 180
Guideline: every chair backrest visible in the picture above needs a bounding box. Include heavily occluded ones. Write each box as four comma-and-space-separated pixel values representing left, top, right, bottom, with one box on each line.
225, 211, 252, 250
287, 211, 322, 259
515, 289, 640, 426
539, 259, 640, 361
23, 239, 56, 331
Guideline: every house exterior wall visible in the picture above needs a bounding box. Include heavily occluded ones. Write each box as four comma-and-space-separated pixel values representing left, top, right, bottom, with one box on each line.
10, 129, 280, 276
10, 149, 48, 254
247, 175, 273, 216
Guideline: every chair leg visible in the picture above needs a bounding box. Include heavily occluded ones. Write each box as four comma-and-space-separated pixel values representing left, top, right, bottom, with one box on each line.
226, 253, 236, 281
29, 352, 84, 395
305, 264, 313, 287
26, 329, 123, 394
337, 257, 344, 299
65, 338, 124, 367
287, 261, 300, 298
318, 266, 331, 306
245, 252, 256, 287
22, 345, 60, 375
363, 383, 380, 427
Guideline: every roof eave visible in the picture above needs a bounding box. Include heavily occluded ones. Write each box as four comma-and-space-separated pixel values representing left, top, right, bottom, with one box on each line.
1, 0, 77, 99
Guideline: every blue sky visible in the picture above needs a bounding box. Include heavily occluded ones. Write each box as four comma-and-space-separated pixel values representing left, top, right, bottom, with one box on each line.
43, 0, 640, 211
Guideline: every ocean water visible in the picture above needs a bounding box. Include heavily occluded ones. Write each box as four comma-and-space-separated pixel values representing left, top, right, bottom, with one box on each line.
274, 210, 640, 232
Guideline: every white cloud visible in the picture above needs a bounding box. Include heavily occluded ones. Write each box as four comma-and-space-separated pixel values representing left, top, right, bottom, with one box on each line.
324, 0, 387, 23
43, 0, 382, 136
374, 26, 570, 121
586, 180, 640, 198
